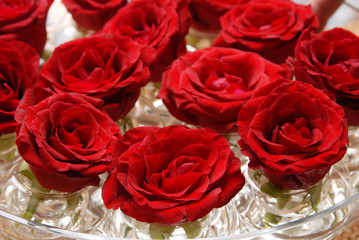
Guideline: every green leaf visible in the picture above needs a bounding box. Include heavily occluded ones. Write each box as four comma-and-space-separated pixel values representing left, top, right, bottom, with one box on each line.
0, 133, 17, 162
260, 182, 287, 198
20, 162, 49, 192
66, 194, 83, 225
124, 226, 132, 238
181, 221, 202, 239
307, 181, 322, 212
19, 161, 35, 182
149, 223, 176, 240
72, 210, 81, 225
19, 162, 50, 220
66, 194, 81, 212
264, 212, 282, 225
2, 148, 17, 162
23, 194, 41, 220
253, 170, 262, 182
276, 195, 291, 209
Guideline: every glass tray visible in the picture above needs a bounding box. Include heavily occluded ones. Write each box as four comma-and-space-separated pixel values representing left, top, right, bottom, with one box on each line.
1, 0, 359, 239
1, 159, 359, 240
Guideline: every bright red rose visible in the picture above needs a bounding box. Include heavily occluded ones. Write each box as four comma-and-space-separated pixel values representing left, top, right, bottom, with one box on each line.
62, 0, 127, 31
157, 47, 289, 133
102, 0, 191, 82
294, 28, 359, 126
0, 39, 39, 135
188, 0, 249, 32
39, 34, 156, 121
15, 89, 122, 192
0, 0, 53, 53
237, 80, 347, 190
212, 0, 319, 64
102, 125, 245, 224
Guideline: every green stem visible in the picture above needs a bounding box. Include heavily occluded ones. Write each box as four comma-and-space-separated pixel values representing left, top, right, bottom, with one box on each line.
253, 170, 263, 181
181, 220, 202, 239
276, 195, 291, 209
260, 181, 288, 198
264, 212, 282, 225
66, 194, 82, 224
307, 181, 323, 212
20, 161, 50, 220
118, 114, 134, 133
149, 223, 176, 240
124, 226, 132, 238
0, 133, 17, 162
23, 192, 42, 220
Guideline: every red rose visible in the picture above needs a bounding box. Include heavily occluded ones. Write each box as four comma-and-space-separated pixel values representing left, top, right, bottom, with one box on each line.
0, 39, 39, 135
39, 34, 156, 121
102, 0, 191, 82
237, 80, 347, 190
62, 0, 127, 31
157, 47, 289, 133
188, 0, 249, 32
102, 125, 244, 224
0, 0, 53, 53
15, 89, 122, 192
294, 28, 359, 126
212, 0, 319, 64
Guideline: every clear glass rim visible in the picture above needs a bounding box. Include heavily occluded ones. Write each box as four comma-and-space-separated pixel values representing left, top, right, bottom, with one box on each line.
0, 190, 358, 240
344, 1, 359, 13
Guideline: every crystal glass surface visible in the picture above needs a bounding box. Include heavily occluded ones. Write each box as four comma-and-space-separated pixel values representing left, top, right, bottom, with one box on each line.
0, 172, 105, 239
0, 0, 358, 239
0, 133, 21, 184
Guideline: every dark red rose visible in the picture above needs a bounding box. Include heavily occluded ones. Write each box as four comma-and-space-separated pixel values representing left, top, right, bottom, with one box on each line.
237, 80, 347, 190
294, 28, 359, 126
15, 89, 122, 192
0, 39, 39, 135
157, 47, 289, 133
212, 0, 319, 64
102, 125, 245, 224
62, 0, 127, 31
188, 0, 249, 32
102, 0, 191, 82
39, 34, 156, 121
0, 0, 53, 53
